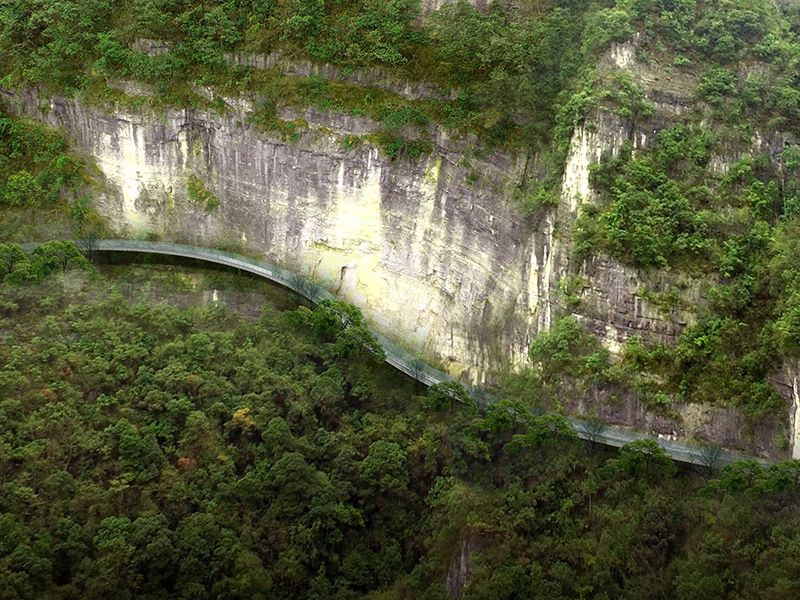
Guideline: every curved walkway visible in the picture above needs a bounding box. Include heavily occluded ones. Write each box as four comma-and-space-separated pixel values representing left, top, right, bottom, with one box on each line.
25, 239, 775, 468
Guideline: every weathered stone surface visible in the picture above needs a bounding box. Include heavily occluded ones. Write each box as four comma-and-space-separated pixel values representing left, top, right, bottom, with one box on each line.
420, 0, 487, 15
545, 41, 791, 457
131, 38, 172, 56
225, 50, 447, 101
772, 360, 800, 458
3, 87, 550, 382
2, 37, 792, 456
446, 535, 480, 600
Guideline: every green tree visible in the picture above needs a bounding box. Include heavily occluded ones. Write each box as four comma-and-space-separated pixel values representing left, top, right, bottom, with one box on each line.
30, 241, 93, 276
2, 170, 45, 206
359, 440, 409, 493
606, 439, 678, 479
425, 381, 475, 412
0, 243, 26, 276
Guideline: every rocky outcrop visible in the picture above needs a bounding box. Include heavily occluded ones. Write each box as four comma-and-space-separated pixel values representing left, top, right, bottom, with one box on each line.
224, 51, 446, 101
1, 38, 793, 457
792, 364, 800, 459
773, 360, 800, 458
446, 535, 480, 599
553, 105, 703, 354
566, 391, 785, 458
4, 87, 550, 382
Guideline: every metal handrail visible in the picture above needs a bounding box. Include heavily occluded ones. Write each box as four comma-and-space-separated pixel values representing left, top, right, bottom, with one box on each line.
17, 239, 777, 467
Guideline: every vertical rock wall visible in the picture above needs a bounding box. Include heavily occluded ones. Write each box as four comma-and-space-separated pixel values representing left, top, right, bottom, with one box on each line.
784, 362, 800, 459
2, 32, 793, 457
4, 89, 557, 381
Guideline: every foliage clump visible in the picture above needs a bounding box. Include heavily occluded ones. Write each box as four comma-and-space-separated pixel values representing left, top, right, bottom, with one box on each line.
0, 111, 85, 208
292, 298, 386, 361
186, 174, 220, 211
578, 126, 714, 269
0, 241, 94, 284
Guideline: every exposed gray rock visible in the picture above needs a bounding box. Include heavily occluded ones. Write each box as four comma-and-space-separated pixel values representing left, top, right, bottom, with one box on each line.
225, 50, 448, 101
1, 36, 793, 456
446, 535, 480, 599
131, 38, 172, 57
772, 360, 800, 458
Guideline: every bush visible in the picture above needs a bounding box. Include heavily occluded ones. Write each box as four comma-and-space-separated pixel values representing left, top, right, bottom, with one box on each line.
528, 316, 609, 385
1, 170, 46, 206
777, 292, 800, 355
697, 67, 737, 107
186, 174, 220, 211
581, 8, 634, 54
585, 126, 714, 269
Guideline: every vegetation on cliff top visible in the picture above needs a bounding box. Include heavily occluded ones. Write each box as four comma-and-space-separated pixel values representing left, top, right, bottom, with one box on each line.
1, 0, 797, 150
3, 266, 800, 598
0, 0, 604, 151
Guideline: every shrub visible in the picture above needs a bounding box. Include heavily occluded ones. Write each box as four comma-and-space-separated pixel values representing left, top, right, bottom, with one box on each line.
186, 174, 220, 211
1, 170, 46, 206
697, 67, 737, 107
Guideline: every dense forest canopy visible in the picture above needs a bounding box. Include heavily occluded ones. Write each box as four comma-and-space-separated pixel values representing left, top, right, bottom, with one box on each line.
1, 265, 800, 599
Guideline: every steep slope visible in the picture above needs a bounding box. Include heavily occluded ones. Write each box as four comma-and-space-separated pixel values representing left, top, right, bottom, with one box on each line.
3, 86, 549, 381
2, 0, 800, 457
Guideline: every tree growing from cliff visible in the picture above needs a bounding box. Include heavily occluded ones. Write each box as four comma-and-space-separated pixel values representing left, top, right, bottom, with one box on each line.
295, 299, 385, 361
697, 444, 723, 475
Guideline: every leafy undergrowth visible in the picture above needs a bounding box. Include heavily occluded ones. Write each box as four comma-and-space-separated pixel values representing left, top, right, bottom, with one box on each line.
0, 108, 104, 243
2, 272, 800, 598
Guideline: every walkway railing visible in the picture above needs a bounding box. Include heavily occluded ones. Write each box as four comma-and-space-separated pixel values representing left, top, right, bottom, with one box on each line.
21, 239, 776, 468
90, 240, 450, 387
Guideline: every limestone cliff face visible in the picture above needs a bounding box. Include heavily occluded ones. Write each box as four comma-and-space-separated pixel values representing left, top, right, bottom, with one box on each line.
2, 38, 793, 456
548, 107, 788, 457
793, 364, 800, 459
554, 41, 705, 353
775, 361, 800, 459
3, 88, 554, 381
544, 40, 793, 457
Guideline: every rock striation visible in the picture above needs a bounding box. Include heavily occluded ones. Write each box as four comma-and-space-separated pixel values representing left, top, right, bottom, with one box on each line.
2, 39, 793, 457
